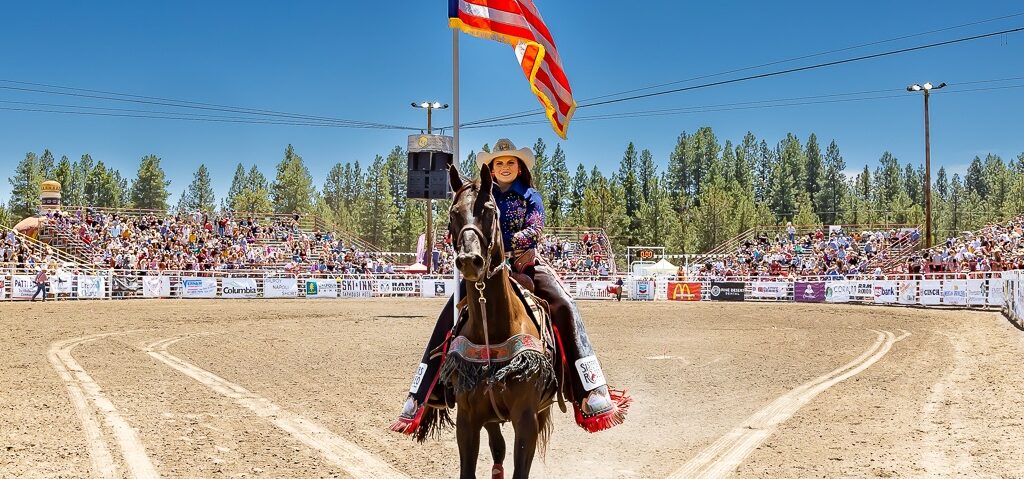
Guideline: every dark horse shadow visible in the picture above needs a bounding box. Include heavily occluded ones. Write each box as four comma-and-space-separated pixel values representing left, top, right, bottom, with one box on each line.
422, 163, 559, 479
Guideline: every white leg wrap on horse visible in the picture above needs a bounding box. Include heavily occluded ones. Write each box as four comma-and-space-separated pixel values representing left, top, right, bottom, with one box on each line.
409, 362, 428, 394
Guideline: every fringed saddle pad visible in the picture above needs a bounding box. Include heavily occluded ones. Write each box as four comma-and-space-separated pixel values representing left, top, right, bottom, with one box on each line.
448, 334, 545, 364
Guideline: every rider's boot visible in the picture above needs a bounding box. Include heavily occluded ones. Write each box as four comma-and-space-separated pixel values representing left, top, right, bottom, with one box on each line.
532, 264, 632, 433
390, 285, 462, 437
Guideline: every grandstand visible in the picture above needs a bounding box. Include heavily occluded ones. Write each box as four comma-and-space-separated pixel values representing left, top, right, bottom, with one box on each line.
689, 222, 923, 279
539, 227, 616, 277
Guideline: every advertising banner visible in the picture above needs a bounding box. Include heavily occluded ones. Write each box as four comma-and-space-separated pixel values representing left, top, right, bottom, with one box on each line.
12, 275, 36, 299
853, 281, 874, 301
77, 276, 106, 299
794, 281, 826, 303
181, 277, 217, 298
872, 281, 897, 304
112, 276, 140, 294
631, 280, 656, 301
142, 276, 171, 298
988, 279, 1004, 306
942, 280, 968, 306
919, 280, 942, 305
51, 274, 75, 295
898, 280, 918, 305
709, 281, 745, 301
575, 281, 614, 300
340, 278, 373, 298
667, 281, 701, 301
305, 278, 338, 299
750, 281, 787, 299
221, 278, 260, 299
967, 280, 988, 306
265, 278, 299, 298
0, 275, 5, 300
420, 278, 458, 298
825, 281, 851, 303
377, 279, 418, 296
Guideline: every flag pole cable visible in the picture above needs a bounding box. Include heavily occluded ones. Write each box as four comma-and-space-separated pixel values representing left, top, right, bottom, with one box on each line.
451, 27, 461, 323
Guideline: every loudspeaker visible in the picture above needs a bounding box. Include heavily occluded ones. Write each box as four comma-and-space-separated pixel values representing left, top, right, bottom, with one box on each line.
407, 151, 453, 199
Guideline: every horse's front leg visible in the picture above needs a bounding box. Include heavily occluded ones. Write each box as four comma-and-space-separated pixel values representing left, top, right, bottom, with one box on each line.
456, 411, 482, 479
485, 422, 506, 479
510, 409, 539, 479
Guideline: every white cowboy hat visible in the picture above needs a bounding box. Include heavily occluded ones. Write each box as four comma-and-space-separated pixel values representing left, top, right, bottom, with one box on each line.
476, 138, 535, 172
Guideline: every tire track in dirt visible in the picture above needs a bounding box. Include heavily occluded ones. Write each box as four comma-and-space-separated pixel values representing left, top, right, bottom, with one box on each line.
668, 329, 910, 479
49, 332, 161, 479
145, 334, 410, 479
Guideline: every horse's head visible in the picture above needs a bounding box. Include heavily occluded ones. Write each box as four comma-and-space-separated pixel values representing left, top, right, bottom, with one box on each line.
447, 163, 503, 283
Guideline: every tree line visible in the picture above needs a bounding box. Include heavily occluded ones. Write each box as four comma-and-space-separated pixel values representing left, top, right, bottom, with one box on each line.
5, 128, 1024, 255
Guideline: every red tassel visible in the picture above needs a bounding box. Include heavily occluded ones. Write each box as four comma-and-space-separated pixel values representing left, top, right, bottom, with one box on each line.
491, 464, 504, 479
388, 404, 425, 435
575, 388, 632, 433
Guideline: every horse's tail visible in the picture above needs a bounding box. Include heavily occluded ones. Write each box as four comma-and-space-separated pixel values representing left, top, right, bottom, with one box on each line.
537, 406, 554, 459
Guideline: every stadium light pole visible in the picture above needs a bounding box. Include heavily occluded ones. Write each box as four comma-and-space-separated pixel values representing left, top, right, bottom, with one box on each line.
906, 82, 946, 248
411, 101, 449, 272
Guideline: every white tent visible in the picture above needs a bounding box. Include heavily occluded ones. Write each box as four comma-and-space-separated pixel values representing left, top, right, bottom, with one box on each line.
647, 259, 678, 275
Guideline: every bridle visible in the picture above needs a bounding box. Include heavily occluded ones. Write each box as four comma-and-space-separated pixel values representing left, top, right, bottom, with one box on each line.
451, 194, 511, 420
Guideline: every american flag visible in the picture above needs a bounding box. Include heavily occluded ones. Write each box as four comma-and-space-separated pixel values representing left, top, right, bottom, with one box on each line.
449, 0, 576, 139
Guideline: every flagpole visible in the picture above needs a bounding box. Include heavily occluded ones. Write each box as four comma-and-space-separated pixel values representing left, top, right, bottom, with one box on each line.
451, 27, 461, 324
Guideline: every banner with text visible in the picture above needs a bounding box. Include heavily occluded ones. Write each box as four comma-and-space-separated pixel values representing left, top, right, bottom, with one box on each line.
872, 281, 897, 304
340, 278, 374, 298
222, 278, 260, 299
709, 281, 745, 301
377, 279, 418, 296
897, 280, 917, 305
919, 280, 942, 305
12, 275, 36, 299
751, 281, 787, 299
575, 281, 615, 300
77, 276, 106, 299
631, 280, 656, 301
942, 280, 968, 306
265, 278, 299, 298
825, 281, 851, 303
305, 278, 338, 299
181, 277, 217, 298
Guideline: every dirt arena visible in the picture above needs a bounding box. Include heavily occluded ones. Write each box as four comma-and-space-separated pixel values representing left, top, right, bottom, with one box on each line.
3, 299, 1024, 478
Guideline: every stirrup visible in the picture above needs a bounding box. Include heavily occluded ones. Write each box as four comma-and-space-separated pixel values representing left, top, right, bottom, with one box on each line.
573, 386, 632, 433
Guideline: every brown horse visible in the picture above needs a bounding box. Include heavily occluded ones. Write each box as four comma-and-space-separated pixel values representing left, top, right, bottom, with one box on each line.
441, 163, 558, 479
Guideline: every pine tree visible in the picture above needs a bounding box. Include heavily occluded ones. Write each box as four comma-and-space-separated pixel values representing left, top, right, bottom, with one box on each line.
546, 144, 571, 227
234, 165, 272, 214
735, 132, 757, 192
7, 152, 42, 218
460, 151, 479, 180
87, 161, 122, 208
0, 204, 10, 227
636, 176, 679, 247
719, 141, 735, 185
815, 140, 847, 224
385, 146, 420, 251
130, 154, 172, 210
532, 138, 548, 195
666, 131, 691, 200
322, 163, 346, 216
52, 155, 75, 205
805, 134, 823, 209
754, 140, 773, 203
74, 154, 94, 206
38, 149, 55, 179
225, 163, 247, 211
691, 127, 721, 199
935, 167, 949, 200
359, 154, 398, 246
569, 163, 588, 225
178, 164, 216, 212
271, 144, 316, 214
964, 156, 987, 198
616, 142, 641, 236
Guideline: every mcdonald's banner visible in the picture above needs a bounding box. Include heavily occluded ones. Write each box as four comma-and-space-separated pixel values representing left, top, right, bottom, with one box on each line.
667, 282, 702, 301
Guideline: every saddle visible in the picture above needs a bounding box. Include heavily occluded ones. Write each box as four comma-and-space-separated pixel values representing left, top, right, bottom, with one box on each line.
430, 276, 567, 413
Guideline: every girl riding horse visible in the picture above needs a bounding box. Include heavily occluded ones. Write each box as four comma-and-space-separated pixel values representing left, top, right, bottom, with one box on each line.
392, 138, 631, 437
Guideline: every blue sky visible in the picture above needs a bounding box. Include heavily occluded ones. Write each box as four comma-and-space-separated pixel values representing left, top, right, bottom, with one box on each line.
0, 1, 1021, 204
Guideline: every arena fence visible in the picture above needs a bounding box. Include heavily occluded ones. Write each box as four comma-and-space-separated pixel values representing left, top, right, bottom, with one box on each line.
1, 268, 1023, 326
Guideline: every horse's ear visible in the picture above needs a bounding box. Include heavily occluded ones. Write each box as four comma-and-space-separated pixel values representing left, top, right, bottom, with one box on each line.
448, 162, 464, 193
476, 163, 493, 212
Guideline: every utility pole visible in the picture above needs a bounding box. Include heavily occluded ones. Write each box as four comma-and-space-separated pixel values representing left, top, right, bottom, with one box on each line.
907, 82, 946, 248
411, 101, 448, 272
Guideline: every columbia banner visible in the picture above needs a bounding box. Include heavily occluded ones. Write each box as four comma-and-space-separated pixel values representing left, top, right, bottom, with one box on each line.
449, 0, 576, 138
667, 282, 701, 301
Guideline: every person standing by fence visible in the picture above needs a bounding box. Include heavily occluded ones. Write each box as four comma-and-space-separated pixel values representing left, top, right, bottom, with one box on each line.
31, 267, 48, 302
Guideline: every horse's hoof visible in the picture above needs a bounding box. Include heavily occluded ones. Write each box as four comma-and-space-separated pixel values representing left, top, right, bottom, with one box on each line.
491, 464, 504, 479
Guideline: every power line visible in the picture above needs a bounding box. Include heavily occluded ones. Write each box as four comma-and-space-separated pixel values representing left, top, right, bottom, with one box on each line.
458, 81, 1024, 129
454, 25, 1024, 129
454, 12, 1024, 126
0, 105, 411, 129
0, 80, 417, 130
